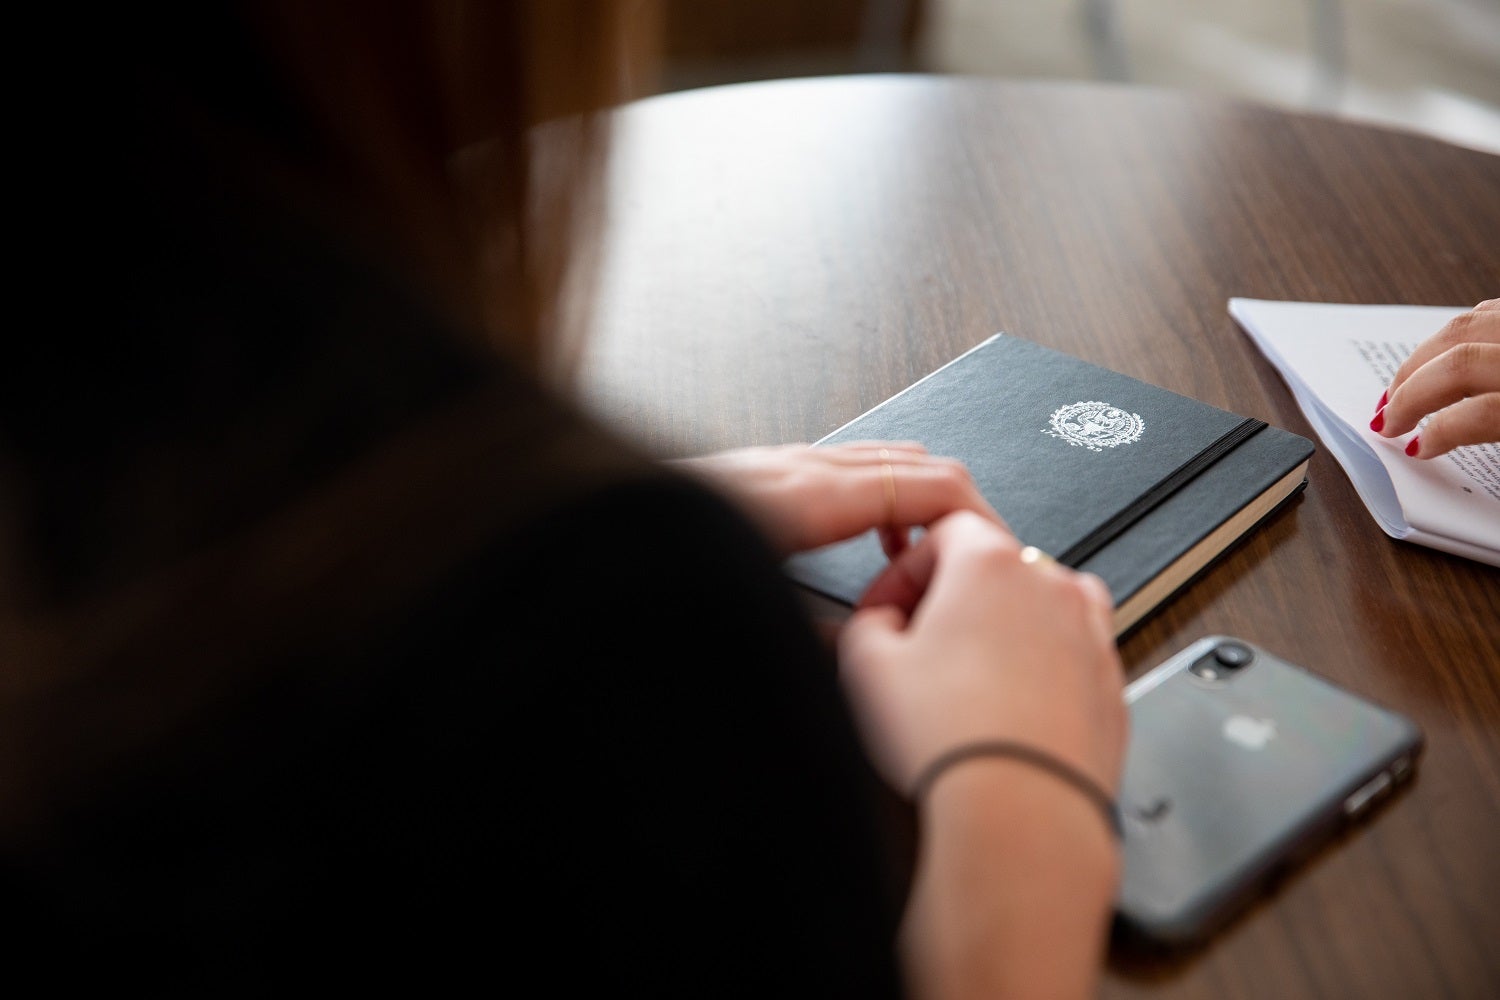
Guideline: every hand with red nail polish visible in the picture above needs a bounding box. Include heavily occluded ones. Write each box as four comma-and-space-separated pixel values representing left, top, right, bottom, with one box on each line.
1375, 299, 1500, 459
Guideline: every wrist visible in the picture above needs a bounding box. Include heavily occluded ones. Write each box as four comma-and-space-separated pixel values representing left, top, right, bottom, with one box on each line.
920, 754, 1121, 899
904, 761, 1120, 1000
911, 740, 1121, 842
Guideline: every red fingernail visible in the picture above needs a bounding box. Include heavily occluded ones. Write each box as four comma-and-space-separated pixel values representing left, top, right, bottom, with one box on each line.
1377, 390, 1388, 411
1405, 436, 1421, 457
1370, 408, 1385, 433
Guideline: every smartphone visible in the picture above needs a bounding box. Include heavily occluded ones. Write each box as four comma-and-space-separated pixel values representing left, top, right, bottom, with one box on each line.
1113, 636, 1423, 948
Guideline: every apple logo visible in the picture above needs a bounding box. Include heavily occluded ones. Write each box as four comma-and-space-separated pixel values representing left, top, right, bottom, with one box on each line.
1223, 715, 1277, 750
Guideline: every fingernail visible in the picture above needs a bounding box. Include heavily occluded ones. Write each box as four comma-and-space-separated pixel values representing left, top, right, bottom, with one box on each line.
1405, 436, 1421, 457
1370, 408, 1385, 433
1377, 390, 1388, 411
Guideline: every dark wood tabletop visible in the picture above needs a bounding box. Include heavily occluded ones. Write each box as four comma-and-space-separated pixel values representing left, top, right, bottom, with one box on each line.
578, 75, 1500, 999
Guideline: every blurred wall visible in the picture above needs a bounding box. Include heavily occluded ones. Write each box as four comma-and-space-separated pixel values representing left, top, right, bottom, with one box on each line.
658, 0, 922, 91
640, 0, 1499, 153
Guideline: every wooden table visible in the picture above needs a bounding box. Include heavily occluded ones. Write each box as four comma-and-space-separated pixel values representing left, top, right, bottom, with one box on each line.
580, 75, 1500, 999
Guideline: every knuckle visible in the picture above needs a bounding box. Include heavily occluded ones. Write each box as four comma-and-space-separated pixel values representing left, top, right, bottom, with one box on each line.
1445, 340, 1484, 386
1040, 569, 1088, 612
941, 508, 986, 531
840, 610, 890, 656
960, 526, 1017, 568
1473, 393, 1500, 428
784, 468, 818, 495
1072, 571, 1112, 609
1074, 575, 1110, 614
1451, 339, 1481, 372
969, 533, 1015, 567
1444, 311, 1476, 343
931, 460, 975, 490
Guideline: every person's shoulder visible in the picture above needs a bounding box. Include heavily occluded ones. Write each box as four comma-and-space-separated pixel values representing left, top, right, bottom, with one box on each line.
447, 392, 790, 629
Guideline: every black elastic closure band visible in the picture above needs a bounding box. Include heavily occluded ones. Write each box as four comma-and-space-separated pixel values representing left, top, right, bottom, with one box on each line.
911, 740, 1123, 840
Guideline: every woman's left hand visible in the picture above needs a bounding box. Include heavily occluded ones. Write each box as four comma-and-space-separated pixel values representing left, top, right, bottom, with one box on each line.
673, 442, 1005, 557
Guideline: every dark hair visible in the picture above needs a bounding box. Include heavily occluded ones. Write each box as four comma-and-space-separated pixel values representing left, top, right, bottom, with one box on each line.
0, 1, 647, 840
240, 1, 643, 373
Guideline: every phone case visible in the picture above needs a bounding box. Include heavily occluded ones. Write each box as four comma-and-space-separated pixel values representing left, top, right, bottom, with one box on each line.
1114, 636, 1423, 947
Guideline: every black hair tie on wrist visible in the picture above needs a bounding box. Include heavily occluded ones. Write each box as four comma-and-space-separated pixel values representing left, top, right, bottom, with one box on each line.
911, 740, 1123, 840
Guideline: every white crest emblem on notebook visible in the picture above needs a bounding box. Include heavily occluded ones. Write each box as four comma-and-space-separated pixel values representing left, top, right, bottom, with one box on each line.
1045, 401, 1145, 451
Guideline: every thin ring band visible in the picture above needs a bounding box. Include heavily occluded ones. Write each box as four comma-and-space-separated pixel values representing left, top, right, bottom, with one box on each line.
1019, 545, 1054, 566
879, 448, 897, 525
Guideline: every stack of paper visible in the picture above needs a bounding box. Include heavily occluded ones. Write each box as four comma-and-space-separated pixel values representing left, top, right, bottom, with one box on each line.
1230, 298, 1500, 567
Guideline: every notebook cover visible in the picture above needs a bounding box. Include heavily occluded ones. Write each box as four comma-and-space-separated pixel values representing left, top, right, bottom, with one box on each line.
785, 335, 1314, 629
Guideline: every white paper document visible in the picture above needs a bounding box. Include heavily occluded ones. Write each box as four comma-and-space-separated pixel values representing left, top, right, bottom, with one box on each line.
1230, 298, 1500, 567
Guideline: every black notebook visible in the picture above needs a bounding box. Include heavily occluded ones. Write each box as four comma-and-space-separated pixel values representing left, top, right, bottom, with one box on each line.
786, 335, 1314, 636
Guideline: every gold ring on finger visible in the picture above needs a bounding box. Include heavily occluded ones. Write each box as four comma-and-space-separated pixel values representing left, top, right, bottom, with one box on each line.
879, 448, 897, 525
1019, 545, 1054, 567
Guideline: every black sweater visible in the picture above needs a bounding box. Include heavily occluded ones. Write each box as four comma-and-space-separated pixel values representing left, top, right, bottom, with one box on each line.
2, 16, 903, 991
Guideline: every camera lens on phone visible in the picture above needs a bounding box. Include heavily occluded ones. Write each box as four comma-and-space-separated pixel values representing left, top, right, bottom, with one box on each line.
1188, 641, 1255, 681
1213, 643, 1254, 669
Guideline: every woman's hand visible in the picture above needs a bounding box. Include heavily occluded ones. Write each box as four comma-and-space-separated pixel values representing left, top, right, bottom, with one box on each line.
838, 511, 1127, 1000
672, 442, 1005, 557
837, 511, 1125, 799
1373, 298, 1500, 458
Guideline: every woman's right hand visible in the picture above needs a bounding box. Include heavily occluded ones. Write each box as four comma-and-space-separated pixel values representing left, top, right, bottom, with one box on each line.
840, 512, 1127, 999
1374, 298, 1500, 458
837, 511, 1126, 802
